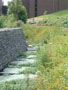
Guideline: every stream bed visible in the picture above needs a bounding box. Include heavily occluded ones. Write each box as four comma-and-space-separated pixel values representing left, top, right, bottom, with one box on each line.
0, 45, 38, 82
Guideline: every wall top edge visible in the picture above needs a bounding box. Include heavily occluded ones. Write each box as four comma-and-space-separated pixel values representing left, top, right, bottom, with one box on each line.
0, 28, 22, 32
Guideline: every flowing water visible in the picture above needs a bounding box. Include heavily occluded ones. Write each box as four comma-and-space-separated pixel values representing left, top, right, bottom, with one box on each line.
0, 45, 38, 82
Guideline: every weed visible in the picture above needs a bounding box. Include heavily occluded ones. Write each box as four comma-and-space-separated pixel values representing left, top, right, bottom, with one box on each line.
19, 51, 26, 58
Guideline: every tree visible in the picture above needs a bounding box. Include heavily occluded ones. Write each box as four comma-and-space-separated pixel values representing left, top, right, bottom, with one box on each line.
8, 0, 28, 23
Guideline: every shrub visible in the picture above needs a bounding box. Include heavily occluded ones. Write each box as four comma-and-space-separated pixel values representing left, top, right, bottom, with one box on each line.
4, 14, 17, 28
0, 15, 17, 28
16, 20, 24, 27
19, 51, 26, 58
44, 11, 47, 15
0, 15, 6, 28
8, 0, 28, 23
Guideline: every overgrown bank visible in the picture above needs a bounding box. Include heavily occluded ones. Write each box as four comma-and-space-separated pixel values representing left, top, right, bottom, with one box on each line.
0, 24, 68, 89
28, 10, 68, 28
0, 10, 68, 90
23, 24, 68, 89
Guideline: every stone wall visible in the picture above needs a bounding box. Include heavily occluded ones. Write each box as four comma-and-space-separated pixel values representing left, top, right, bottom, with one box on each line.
0, 28, 27, 71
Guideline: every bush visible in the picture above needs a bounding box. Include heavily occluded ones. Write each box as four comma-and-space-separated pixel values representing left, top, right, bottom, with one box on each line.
0, 15, 17, 28
4, 15, 17, 28
8, 0, 28, 23
44, 11, 47, 15
17, 6, 27, 23
16, 20, 24, 27
0, 15, 6, 28
19, 51, 26, 58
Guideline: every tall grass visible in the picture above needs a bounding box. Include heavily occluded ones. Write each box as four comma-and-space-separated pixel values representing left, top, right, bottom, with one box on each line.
31, 25, 68, 90
0, 10, 68, 89
22, 23, 68, 89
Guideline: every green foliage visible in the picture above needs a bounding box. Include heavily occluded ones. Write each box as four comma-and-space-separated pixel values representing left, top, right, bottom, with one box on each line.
36, 45, 55, 70
37, 16, 68, 27
17, 63, 36, 68
8, 0, 27, 23
0, 9, 68, 90
22, 22, 68, 89
30, 25, 68, 90
41, 10, 68, 17
8, 62, 17, 66
0, 79, 35, 90
23, 24, 67, 44
0, 15, 6, 28
36, 10, 68, 27
44, 10, 47, 15
0, 15, 17, 28
28, 10, 68, 27
5, 14, 17, 28
19, 51, 26, 58
16, 20, 24, 27
19, 67, 37, 74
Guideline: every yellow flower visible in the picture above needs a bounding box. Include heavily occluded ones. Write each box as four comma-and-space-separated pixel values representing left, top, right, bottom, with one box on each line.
53, 75, 56, 78
65, 87, 68, 89
57, 84, 60, 87
56, 80, 60, 83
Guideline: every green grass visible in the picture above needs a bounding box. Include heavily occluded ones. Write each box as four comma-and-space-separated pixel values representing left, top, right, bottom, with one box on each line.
19, 67, 37, 74
23, 24, 68, 43
18, 51, 26, 58
41, 10, 68, 18
0, 79, 35, 90
38, 16, 68, 27
28, 10, 68, 27
17, 63, 36, 68
26, 51, 37, 55
22, 22, 68, 89
8, 62, 17, 66
1, 9, 68, 90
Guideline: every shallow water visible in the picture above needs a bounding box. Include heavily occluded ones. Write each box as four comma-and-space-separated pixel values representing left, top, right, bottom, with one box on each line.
3, 67, 27, 74
0, 74, 37, 82
12, 59, 35, 65
27, 55, 36, 59
0, 45, 38, 82
27, 46, 38, 51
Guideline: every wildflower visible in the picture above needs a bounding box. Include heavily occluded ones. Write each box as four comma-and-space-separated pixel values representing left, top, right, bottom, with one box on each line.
36, 71, 41, 75
53, 75, 56, 78
56, 80, 60, 83
65, 87, 68, 89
